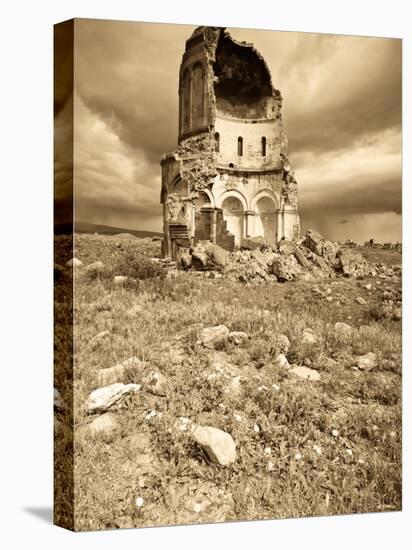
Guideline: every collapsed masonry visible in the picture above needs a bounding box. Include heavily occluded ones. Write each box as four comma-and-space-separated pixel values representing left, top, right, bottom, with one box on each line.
179, 229, 384, 284
161, 26, 300, 261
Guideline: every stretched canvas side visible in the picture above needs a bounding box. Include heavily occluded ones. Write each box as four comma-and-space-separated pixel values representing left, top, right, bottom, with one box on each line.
53, 18, 75, 531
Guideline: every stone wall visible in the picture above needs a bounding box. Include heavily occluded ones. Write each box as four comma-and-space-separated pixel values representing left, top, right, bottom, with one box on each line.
214, 115, 286, 171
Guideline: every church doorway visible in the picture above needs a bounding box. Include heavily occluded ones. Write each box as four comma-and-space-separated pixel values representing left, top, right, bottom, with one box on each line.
221, 196, 244, 246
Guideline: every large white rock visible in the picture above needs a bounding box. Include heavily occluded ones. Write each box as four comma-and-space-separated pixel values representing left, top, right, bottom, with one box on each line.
199, 325, 229, 349
274, 353, 289, 368
290, 365, 321, 381
86, 383, 140, 414
87, 412, 118, 443
193, 426, 236, 466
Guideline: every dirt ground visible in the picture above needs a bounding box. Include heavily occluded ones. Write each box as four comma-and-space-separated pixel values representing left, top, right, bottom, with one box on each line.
54, 233, 402, 531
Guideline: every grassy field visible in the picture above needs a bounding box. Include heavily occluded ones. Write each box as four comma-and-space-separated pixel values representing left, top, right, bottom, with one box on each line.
54, 233, 402, 531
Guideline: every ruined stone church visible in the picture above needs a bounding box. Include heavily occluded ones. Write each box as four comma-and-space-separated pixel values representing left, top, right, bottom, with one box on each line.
161, 26, 300, 260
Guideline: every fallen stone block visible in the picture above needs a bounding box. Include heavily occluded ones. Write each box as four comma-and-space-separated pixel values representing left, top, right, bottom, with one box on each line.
86, 383, 140, 414
193, 426, 236, 466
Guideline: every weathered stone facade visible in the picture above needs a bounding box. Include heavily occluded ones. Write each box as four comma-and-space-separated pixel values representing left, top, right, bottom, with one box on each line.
161, 26, 300, 259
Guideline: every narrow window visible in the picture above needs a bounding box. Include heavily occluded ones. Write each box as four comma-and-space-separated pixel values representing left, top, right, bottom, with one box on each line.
214, 132, 220, 153
237, 136, 243, 156
261, 136, 266, 156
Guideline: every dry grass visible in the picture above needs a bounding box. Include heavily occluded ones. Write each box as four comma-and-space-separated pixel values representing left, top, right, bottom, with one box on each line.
54, 234, 402, 531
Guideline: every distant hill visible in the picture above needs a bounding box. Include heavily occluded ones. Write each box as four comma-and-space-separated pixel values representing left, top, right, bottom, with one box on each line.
54, 221, 163, 239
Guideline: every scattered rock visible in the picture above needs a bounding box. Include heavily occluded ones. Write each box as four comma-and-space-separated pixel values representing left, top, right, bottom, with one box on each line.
225, 376, 242, 397
301, 328, 318, 346
85, 261, 104, 273
97, 357, 144, 387
228, 331, 248, 345
241, 236, 268, 250
121, 431, 151, 452
97, 365, 125, 387
290, 365, 321, 381
66, 257, 82, 267
365, 283, 372, 290
274, 353, 289, 368
304, 229, 325, 256
393, 307, 402, 320
91, 330, 110, 343
193, 426, 236, 466
199, 325, 229, 349
208, 244, 228, 267
86, 383, 140, 414
90, 330, 110, 350
338, 250, 371, 279
355, 297, 367, 305
334, 322, 353, 338
356, 352, 377, 371
113, 275, 128, 286
272, 255, 301, 281
174, 417, 193, 433
179, 249, 193, 270
127, 304, 143, 316
122, 356, 145, 369
143, 370, 168, 397
191, 242, 211, 270
87, 412, 118, 443
270, 333, 291, 354
54, 388, 65, 412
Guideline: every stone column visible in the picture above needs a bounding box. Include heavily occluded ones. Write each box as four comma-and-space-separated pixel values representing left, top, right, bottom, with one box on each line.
211, 208, 217, 244
244, 210, 256, 237
163, 202, 172, 259
277, 209, 283, 241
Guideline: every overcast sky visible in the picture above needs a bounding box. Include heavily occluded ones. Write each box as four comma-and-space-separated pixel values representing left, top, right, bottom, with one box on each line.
56, 19, 402, 242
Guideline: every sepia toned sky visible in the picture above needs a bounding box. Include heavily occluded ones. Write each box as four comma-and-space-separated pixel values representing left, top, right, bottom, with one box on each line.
55, 18, 402, 242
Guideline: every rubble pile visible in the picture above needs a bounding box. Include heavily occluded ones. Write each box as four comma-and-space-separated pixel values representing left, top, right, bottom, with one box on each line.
177, 230, 397, 283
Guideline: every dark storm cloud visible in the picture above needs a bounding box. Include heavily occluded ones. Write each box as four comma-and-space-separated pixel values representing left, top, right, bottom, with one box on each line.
285, 38, 402, 155
299, 175, 402, 220
237, 29, 402, 155
54, 20, 73, 117
75, 19, 191, 165
51, 19, 402, 238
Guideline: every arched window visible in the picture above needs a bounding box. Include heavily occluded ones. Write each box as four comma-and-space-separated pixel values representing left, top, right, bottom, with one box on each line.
214, 132, 220, 153
237, 136, 243, 156
261, 136, 266, 156
191, 64, 205, 127
183, 69, 191, 130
